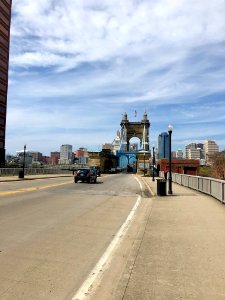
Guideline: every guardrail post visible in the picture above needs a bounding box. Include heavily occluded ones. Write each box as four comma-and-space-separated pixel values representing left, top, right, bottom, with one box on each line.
209, 179, 211, 195
221, 182, 224, 203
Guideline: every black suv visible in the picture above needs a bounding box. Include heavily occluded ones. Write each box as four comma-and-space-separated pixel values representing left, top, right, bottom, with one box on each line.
74, 168, 97, 183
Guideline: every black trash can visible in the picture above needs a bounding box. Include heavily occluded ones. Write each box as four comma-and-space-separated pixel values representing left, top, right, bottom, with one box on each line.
157, 179, 166, 196
18, 170, 24, 179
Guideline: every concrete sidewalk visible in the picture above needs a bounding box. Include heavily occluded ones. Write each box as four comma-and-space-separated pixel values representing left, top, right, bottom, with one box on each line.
125, 177, 225, 299
93, 176, 225, 300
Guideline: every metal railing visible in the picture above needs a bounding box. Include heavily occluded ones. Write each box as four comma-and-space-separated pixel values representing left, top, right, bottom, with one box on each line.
159, 171, 225, 203
0, 168, 72, 176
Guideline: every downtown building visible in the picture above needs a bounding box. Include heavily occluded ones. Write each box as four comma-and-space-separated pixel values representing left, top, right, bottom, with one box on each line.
59, 144, 73, 164
204, 140, 219, 165
185, 141, 219, 165
185, 143, 205, 159
75, 147, 88, 165
158, 132, 169, 159
30, 151, 43, 163
176, 149, 184, 159
49, 152, 60, 165
0, 0, 12, 165
185, 143, 205, 165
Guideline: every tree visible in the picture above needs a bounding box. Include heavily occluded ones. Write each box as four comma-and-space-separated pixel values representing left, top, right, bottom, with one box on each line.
210, 151, 225, 179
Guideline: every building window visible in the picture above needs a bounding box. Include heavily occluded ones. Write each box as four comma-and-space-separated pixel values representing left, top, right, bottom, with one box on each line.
0, 24, 9, 37
0, 47, 8, 59
0, 95, 6, 103
0, 105, 6, 113
0, 129, 4, 137
0, 118, 5, 125
4, 0, 12, 6
0, 12, 10, 26
0, 2, 10, 16
0, 82, 7, 92
0, 59, 8, 70
0, 34, 8, 48
0, 72, 7, 81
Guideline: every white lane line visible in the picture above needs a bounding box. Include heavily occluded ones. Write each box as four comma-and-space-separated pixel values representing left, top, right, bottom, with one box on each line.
134, 174, 144, 192
72, 177, 143, 300
141, 176, 154, 196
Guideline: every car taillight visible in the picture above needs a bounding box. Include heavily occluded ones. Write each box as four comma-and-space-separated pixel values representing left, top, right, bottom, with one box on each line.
87, 171, 90, 176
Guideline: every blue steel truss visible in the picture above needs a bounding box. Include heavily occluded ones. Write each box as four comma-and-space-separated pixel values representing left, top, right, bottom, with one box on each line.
116, 150, 138, 168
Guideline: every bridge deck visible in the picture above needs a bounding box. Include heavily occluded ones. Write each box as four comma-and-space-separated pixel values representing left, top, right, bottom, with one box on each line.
1, 174, 225, 299
122, 177, 225, 299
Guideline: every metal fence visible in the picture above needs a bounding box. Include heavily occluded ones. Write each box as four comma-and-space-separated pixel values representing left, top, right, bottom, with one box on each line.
159, 171, 225, 203
0, 168, 72, 176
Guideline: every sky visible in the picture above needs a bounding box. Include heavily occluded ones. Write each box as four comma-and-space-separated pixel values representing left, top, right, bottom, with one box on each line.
6, 0, 225, 155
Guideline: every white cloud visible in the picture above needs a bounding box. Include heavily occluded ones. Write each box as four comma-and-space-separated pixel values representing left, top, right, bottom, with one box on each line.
7, 0, 225, 154
11, 0, 225, 69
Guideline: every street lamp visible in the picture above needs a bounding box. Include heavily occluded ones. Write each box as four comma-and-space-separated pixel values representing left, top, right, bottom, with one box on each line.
22, 144, 26, 178
168, 125, 173, 194
144, 152, 146, 176
152, 144, 155, 181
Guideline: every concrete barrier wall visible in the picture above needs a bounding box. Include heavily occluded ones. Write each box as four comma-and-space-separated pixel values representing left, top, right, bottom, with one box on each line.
0, 168, 72, 176
171, 173, 225, 203
159, 171, 225, 203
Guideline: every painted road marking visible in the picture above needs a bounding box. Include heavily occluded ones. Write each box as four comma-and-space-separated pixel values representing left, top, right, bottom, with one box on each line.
72, 175, 143, 300
141, 176, 154, 196
0, 181, 74, 197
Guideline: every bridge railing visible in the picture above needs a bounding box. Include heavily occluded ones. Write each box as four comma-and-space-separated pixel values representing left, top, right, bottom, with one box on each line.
0, 168, 72, 176
159, 171, 225, 203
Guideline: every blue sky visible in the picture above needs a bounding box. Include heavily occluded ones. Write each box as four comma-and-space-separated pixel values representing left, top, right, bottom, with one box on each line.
6, 0, 225, 155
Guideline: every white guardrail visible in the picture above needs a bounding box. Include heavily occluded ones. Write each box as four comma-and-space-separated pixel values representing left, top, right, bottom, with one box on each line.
159, 171, 225, 203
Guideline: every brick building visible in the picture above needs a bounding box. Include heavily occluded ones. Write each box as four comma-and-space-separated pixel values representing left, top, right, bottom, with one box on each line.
88, 150, 118, 173
75, 147, 88, 165
0, 0, 12, 165
50, 152, 60, 165
158, 158, 200, 176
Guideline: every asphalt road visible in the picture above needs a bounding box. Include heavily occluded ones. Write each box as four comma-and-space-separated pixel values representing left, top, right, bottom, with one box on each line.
0, 174, 145, 300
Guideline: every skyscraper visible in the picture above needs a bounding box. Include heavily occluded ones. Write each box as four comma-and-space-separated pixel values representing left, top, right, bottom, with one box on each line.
185, 143, 205, 160
204, 140, 219, 164
0, 0, 12, 165
185, 143, 197, 158
59, 144, 73, 164
158, 132, 169, 159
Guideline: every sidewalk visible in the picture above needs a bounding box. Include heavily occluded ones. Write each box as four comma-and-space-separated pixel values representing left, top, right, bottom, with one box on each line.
125, 177, 225, 299
93, 176, 225, 300
0, 174, 73, 182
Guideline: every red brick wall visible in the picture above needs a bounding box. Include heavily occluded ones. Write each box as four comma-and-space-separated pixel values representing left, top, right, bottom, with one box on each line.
158, 159, 200, 175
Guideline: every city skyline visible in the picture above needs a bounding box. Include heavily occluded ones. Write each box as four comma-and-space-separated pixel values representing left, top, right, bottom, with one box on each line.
6, 0, 225, 155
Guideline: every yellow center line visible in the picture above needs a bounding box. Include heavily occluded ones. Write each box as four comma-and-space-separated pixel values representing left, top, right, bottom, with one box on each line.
0, 181, 74, 197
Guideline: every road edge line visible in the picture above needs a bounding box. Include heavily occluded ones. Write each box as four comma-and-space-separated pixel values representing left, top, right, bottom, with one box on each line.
71, 179, 143, 300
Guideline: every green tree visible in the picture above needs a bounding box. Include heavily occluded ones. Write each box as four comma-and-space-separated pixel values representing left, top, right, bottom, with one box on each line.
210, 151, 225, 179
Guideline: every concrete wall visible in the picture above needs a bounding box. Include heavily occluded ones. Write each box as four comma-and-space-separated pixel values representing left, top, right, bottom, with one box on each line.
159, 171, 225, 203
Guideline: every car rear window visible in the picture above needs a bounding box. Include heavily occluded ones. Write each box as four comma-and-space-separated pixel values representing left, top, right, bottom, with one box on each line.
77, 169, 89, 174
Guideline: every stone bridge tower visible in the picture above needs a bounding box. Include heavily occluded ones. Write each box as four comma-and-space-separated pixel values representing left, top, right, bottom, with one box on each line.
120, 112, 150, 151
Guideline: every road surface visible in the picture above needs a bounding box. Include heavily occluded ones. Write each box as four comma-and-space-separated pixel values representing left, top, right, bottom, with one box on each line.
0, 174, 150, 299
